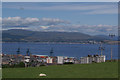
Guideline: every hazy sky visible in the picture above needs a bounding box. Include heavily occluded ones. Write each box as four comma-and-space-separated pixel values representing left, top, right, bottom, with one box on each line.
2, 0, 120, 2
2, 2, 118, 35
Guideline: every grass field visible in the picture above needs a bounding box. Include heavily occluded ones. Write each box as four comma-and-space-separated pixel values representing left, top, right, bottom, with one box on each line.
2, 62, 118, 78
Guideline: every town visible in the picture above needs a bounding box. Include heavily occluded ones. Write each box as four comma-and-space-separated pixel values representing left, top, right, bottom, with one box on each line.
2, 48, 106, 68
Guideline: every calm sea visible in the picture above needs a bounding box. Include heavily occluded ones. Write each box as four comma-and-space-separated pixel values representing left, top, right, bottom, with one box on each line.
2, 43, 118, 60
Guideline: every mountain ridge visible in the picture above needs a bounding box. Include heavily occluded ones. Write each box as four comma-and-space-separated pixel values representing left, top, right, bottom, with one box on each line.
2, 29, 109, 43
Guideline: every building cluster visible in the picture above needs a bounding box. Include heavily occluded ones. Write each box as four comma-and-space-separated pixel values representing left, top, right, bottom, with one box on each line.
80, 55, 105, 64
2, 53, 106, 67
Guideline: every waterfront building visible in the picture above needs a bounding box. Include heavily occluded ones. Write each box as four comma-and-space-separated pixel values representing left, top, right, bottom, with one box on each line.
80, 55, 106, 64
47, 57, 53, 64
57, 56, 64, 64
2, 53, 106, 67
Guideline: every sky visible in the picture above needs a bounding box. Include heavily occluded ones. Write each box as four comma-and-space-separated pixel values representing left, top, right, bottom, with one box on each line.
2, 2, 118, 35
2, 0, 120, 2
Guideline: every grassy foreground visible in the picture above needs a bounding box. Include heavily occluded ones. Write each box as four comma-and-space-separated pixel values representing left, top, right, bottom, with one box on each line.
2, 62, 118, 78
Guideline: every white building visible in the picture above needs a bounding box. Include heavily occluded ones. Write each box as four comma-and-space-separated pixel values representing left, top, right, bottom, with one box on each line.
94, 55, 105, 63
24, 56, 30, 67
80, 55, 106, 64
24, 56, 30, 63
80, 57, 89, 64
69, 57, 75, 63
57, 56, 64, 64
101, 55, 106, 62
46, 57, 53, 63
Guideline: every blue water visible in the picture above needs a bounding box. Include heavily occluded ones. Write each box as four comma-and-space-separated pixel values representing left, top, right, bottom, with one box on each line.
2, 43, 118, 60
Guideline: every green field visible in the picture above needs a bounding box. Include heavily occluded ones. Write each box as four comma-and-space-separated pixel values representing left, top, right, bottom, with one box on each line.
2, 62, 118, 78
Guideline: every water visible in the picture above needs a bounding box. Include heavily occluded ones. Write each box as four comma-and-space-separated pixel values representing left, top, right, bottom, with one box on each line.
2, 43, 118, 60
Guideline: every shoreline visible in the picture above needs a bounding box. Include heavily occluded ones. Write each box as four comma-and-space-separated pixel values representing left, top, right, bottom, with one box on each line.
2, 42, 119, 45
2, 42, 93, 44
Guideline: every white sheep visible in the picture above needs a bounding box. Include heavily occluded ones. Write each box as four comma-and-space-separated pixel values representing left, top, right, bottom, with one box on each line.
39, 73, 47, 77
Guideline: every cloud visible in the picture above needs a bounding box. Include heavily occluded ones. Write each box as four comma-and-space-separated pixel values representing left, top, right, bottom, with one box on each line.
3, 3, 118, 14
2, 0, 120, 2
2, 17, 69, 28
41, 24, 118, 35
84, 8, 117, 14
2, 17, 118, 35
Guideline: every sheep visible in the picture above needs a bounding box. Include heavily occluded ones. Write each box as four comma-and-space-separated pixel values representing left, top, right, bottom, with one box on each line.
39, 73, 47, 77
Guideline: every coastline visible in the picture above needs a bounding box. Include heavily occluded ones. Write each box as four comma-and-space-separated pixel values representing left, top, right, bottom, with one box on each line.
2, 41, 119, 45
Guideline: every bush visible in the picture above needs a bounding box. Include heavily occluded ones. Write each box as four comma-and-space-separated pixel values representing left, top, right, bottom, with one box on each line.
105, 59, 118, 62
15, 62, 25, 68
2, 64, 10, 68
64, 62, 74, 64
2, 62, 25, 68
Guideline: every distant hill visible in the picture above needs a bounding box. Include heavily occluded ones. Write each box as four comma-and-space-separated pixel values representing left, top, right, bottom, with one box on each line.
2, 29, 109, 43
95, 35, 118, 41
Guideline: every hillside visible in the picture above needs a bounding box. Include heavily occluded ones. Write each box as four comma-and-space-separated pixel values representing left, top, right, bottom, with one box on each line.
2, 29, 109, 43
